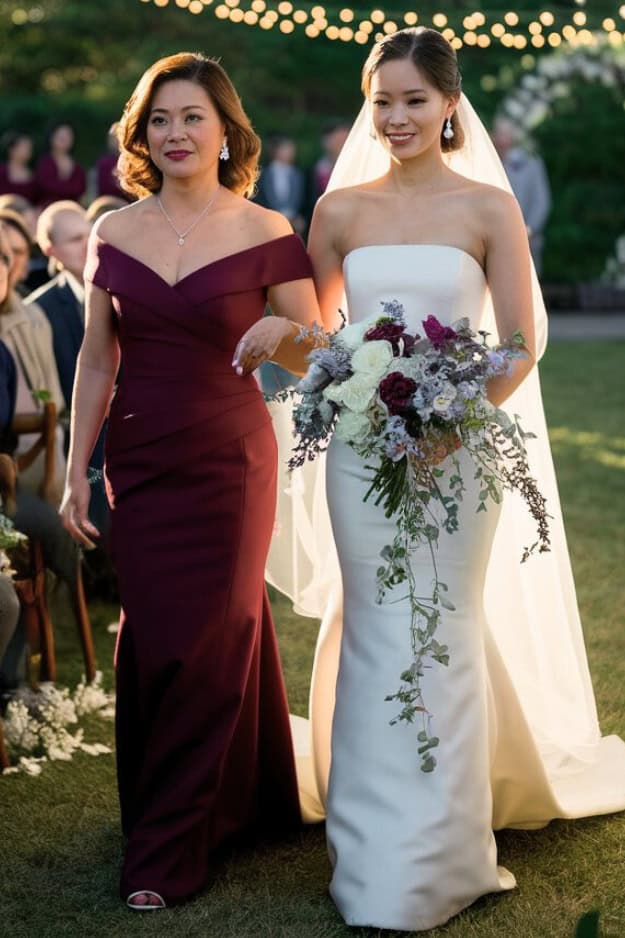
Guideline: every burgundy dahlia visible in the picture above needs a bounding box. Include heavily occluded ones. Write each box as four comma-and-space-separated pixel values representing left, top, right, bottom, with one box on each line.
379, 372, 418, 415
364, 320, 416, 356
422, 315, 457, 348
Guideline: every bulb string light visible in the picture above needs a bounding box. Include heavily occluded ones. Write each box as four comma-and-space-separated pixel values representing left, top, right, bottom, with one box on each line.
137, 0, 625, 48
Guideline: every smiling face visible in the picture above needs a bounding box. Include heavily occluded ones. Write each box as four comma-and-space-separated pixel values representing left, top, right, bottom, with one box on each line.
146, 79, 225, 184
369, 58, 456, 162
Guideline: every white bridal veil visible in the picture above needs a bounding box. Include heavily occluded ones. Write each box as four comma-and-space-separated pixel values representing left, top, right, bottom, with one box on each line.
266, 93, 625, 818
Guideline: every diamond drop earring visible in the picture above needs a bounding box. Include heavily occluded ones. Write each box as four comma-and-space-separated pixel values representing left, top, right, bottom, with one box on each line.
443, 118, 454, 141
219, 138, 230, 161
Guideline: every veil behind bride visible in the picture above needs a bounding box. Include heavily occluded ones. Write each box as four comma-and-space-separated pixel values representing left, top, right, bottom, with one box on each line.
266, 91, 625, 823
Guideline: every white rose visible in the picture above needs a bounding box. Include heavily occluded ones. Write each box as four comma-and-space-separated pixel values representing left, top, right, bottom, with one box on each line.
324, 373, 377, 412
350, 339, 394, 380
338, 318, 375, 351
335, 409, 371, 444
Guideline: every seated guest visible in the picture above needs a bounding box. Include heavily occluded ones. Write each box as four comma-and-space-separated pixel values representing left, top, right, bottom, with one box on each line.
0, 225, 81, 694
35, 121, 86, 209
0, 221, 66, 504
0, 209, 33, 297
0, 131, 38, 205
28, 202, 108, 534
27, 201, 90, 415
0, 196, 46, 293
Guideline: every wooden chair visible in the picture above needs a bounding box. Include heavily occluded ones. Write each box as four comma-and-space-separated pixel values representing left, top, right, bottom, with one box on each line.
0, 402, 96, 688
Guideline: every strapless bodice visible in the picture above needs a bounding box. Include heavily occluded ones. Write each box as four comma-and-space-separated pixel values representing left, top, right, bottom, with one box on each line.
343, 244, 487, 331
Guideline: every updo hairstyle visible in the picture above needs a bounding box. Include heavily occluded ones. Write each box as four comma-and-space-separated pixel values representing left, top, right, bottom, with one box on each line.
361, 27, 464, 153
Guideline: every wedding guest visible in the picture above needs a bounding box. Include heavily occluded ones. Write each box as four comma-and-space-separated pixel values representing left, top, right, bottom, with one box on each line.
255, 135, 306, 234
312, 121, 350, 199
28, 201, 91, 414
0, 223, 81, 694
492, 117, 551, 276
35, 122, 86, 209
60, 51, 320, 911
0, 131, 39, 205
0, 235, 20, 696
0, 195, 48, 293
94, 122, 129, 201
0, 231, 16, 447
0, 221, 66, 503
0, 209, 32, 295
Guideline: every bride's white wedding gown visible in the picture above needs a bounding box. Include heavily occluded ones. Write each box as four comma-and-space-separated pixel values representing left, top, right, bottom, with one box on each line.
282, 242, 625, 932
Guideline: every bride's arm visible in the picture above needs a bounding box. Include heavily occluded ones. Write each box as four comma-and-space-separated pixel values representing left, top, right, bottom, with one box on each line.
307, 191, 349, 332
483, 189, 537, 406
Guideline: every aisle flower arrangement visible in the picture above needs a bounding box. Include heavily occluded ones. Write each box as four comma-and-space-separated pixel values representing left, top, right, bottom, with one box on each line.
2, 673, 114, 777
291, 302, 550, 771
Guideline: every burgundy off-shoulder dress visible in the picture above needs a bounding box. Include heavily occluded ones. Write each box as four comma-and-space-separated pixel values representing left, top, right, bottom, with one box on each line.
84, 233, 310, 904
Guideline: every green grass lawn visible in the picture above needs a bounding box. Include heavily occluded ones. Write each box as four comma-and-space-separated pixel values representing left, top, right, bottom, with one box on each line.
1, 341, 624, 938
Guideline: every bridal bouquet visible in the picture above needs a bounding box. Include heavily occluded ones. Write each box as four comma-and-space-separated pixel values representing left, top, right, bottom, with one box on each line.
291, 302, 550, 772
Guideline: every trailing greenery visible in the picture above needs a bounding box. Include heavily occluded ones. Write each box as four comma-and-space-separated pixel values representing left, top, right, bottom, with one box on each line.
1, 340, 624, 936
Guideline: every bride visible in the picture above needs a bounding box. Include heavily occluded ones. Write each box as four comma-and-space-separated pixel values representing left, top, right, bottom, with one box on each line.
267, 27, 625, 932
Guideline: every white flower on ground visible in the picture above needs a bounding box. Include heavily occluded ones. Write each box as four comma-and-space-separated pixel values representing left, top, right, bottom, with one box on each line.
335, 409, 372, 445
350, 339, 394, 381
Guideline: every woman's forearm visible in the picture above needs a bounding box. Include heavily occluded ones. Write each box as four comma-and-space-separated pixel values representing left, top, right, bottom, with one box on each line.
66, 356, 118, 482
487, 354, 535, 407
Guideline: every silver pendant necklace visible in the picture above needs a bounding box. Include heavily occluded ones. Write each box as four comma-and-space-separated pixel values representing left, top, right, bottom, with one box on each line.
157, 186, 220, 246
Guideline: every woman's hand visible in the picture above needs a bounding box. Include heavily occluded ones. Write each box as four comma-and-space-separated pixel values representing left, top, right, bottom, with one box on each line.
232, 317, 291, 377
59, 476, 100, 550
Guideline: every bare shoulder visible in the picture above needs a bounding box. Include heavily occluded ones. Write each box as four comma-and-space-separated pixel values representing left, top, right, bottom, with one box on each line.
236, 197, 295, 240
460, 178, 519, 223
312, 185, 364, 230
93, 197, 154, 244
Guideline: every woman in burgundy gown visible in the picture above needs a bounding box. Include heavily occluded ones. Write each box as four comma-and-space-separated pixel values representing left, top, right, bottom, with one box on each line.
35, 122, 86, 208
60, 53, 319, 910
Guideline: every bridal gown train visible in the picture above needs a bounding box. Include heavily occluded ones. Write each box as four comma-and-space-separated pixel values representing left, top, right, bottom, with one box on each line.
286, 243, 625, 932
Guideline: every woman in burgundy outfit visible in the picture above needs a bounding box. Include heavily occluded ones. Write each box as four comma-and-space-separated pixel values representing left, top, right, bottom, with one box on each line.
60, 53, 319, 911
35, 122, 86, 207
0, 131, 39, 204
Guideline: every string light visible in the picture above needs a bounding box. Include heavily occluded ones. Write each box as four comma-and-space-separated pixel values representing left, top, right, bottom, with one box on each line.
140, 0, 623, 49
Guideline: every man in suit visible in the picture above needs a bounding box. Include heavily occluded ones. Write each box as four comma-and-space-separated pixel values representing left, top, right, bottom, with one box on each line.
492, 117, 552, 277
27, 201, 109, 538
27, 200, 90, 412
255, 136, 306, 235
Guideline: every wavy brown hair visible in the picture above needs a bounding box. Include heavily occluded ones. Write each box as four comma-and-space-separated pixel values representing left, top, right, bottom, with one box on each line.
362, 28, 464, 153
116, 52, 260, 199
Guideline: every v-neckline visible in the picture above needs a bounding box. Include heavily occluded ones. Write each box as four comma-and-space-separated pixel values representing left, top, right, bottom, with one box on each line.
95, 233, 297, 289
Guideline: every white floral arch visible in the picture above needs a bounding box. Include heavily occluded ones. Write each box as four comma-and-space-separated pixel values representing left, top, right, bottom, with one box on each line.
500, 36, 625, 134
